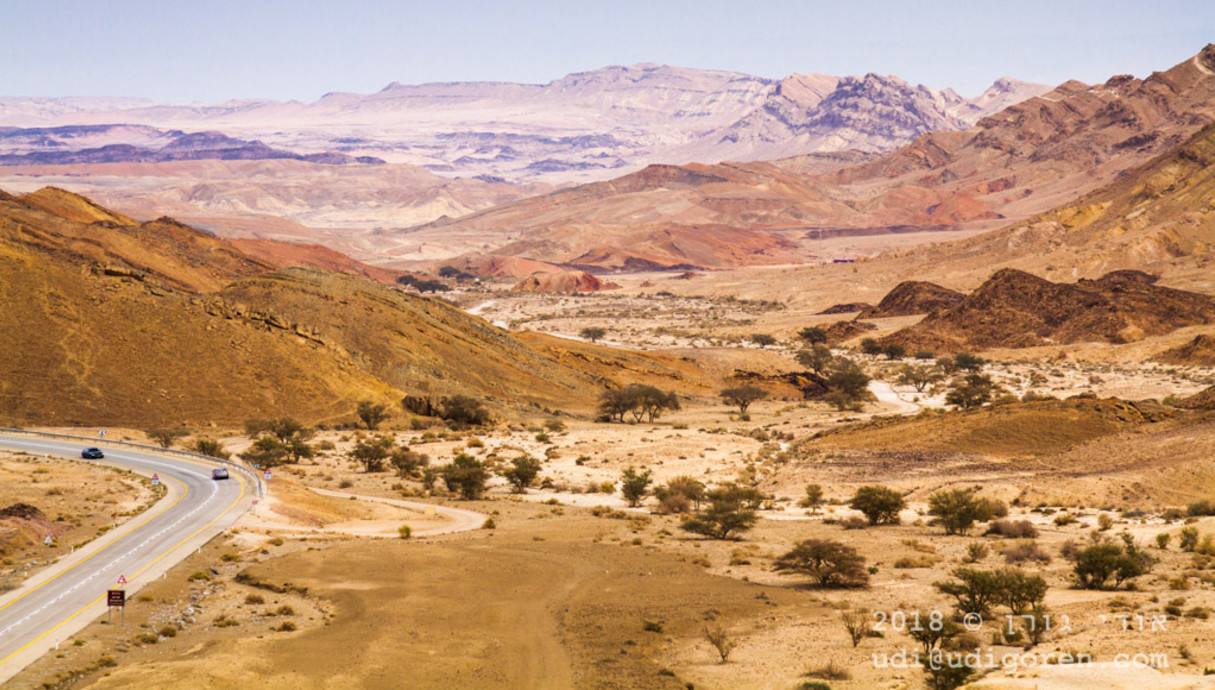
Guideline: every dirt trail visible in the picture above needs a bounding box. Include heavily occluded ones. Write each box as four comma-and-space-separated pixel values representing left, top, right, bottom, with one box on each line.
238, 488, 485, 537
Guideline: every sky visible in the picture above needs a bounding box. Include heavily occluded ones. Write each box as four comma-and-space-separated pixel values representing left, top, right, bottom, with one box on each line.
1, 0, 1213, 102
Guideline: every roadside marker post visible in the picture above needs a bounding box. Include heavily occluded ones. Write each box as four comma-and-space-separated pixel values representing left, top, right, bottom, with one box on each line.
151, 473, 160, 486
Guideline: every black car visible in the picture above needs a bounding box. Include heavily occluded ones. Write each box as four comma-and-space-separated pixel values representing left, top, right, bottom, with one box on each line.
81, 447, 104, 459
212, 468, 230, 480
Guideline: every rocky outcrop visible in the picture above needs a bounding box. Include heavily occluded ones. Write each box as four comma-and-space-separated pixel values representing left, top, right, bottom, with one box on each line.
859, 281, 964, 318
882, 269, 1215, 352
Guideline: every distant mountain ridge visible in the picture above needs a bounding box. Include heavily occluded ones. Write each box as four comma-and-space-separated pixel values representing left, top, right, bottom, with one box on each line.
0, 124, 382, 166
0, 64, 1049, 183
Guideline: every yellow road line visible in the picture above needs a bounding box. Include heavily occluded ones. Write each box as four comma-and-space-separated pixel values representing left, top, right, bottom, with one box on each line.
0, 474, 247, 667
0, 475, 188, 614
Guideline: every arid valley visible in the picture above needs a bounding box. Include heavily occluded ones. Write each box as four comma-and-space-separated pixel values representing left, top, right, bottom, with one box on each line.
3, 6, 1215, 690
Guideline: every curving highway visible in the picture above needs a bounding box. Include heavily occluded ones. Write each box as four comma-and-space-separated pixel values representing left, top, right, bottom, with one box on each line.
0, 435, 251, 683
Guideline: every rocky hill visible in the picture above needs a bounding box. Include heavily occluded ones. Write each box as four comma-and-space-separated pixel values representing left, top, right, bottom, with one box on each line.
511, 271, 620, 293
881, 269, 1215, 352
0, 188, 698, 426
858, 281, 964, 318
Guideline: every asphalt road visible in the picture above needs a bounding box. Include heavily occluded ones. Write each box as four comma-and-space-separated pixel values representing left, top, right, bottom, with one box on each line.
0, 435, 250, 683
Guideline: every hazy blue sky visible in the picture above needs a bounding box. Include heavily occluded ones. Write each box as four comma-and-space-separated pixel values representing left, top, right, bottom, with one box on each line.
2, 1, 1212, 102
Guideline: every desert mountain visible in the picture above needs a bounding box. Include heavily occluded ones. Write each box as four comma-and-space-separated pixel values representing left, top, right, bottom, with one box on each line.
0, 188, 707, 426
397, 159, 998, 271
0, 64, 1045, 184
391, 47, 1215, 273
858, 281, 964, 318
881, 269, 1215, 352
844, 114, 1215, 296
691, 74, 1047, 163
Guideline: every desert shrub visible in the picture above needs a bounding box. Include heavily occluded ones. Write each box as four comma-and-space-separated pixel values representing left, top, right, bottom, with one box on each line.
774, 539, 869, 588
398, 525, 412, 539
1157, 533, 1171, 550
963, 543, 989, 563
840, 516, 869, 530
849, 485, 905, 525
1180, 526, 1200, 552
985, 519, 1038, 539
1098, 513, 1115, 531
158, 625, 177, 638
1188, 500, 1215, 517
245, 594, 265, 605
840, 610, 869, 648
806, 660, 852, 680
1053, 513, 1077, 526
703, 624, 736, 663
1001, 540, 1052, 564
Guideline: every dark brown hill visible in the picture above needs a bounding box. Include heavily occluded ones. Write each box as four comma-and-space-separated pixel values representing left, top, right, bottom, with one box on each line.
817, 302, 872, 315
1179, 386, 1215, 411
881, 269, 1215, 352
1157, 335, 1215, 366
858, 281, 964, 318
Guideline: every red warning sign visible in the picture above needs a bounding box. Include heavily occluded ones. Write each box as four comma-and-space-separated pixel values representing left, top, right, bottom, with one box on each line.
116, 574, 127, 585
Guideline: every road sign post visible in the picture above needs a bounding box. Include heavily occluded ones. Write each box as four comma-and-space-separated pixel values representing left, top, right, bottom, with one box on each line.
151, 473, 159, 486
107, 589, 125, 625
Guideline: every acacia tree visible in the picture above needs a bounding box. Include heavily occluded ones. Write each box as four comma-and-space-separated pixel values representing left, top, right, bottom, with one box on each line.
799, 484, 825, 514
390, 447, 429, 478
190, 438, 230, 460
750, 333, 777, 348
720, 385, 767, 414
898, 364, 944, 392
773, 539, 869, 587
579, 327, 607, 343
849, 485, 905, 525
681, 484, 759, 540
797, 326, 828, 344
826, 359, 871, 411
356, 400, 391, 430
242, 418, 316, 467
597, 385, 679, 423
350, 436, 393, 472
796, 344, 834, 375
928, 488, 994, 535
946, 374, 997, 410
502, 456, 542, 493
147, 428, 187, 449
441, 453, 489, 499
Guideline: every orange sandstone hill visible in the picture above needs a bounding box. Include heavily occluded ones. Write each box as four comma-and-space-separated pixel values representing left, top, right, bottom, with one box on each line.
0, 188, 710, 426
880, 269, 1215, 352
